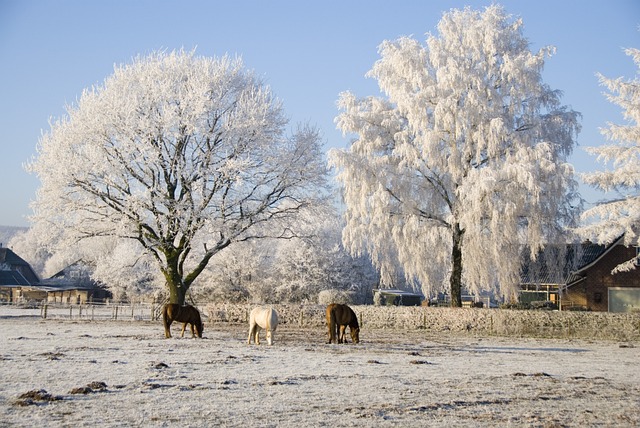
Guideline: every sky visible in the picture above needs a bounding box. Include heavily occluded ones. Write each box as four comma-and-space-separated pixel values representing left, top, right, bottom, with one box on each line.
0, 1, 638, 227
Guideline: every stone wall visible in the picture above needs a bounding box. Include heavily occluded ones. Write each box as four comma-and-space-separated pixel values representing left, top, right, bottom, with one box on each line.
205, 303, 640, 341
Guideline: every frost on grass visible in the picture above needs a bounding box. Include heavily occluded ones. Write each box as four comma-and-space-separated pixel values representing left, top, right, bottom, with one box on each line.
0, 311, 638, 427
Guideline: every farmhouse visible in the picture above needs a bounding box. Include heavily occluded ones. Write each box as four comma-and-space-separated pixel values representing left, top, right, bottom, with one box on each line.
520, 236, 640, 312
0, 246, 111, 304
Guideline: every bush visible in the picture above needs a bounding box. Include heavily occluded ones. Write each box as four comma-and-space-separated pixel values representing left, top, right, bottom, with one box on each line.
317, 289, 354, 305
530, 301, 558, 310
500, 302, 531, 310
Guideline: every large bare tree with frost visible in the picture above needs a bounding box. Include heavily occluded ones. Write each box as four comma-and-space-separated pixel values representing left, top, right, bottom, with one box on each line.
27, 50, 328, 305
580, 47, 640, 272
329, 6, 580, 306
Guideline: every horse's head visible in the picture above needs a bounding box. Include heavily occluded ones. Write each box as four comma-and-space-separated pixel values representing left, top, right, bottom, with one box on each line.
350, 327, 360, 344
196, 321, 204, 338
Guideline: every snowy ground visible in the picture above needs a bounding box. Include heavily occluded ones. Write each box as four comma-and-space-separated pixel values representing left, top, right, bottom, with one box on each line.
0, 308, 638, 427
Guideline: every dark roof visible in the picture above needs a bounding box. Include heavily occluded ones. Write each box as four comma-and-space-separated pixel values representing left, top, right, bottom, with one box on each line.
0, 270, 31, 287
565, 235, 625, 287
0, 247, 31, 267
373, 289, 423, 297
0, 247, 40, 283
37, 278, 103, 291
520, 241, 608, 286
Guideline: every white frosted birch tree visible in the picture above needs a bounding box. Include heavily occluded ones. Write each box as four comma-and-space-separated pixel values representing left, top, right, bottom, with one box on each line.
329, 6, 581, 306
580, 47, 640, 272
27, 49, 328, 305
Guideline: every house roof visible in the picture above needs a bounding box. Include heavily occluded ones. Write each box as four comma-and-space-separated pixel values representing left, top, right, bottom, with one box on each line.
520, 242, 608, 286
37, 278, 103, 291
0, 247, 31, 266
565, 235, 625, 287
373, 289, 424, 297
0, 270, 31, 287
0, 247, 40, 283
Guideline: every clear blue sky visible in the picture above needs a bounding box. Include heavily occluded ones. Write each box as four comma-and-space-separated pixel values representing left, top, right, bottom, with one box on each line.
1, 0, 638, 227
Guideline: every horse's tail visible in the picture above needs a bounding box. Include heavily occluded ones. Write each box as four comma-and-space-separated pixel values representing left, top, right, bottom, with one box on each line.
162, 304, 171, 338
329, 306, 337, 344
269, 308, 278, 331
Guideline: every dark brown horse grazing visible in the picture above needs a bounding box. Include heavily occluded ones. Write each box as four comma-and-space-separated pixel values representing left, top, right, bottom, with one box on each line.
162, 304, 204, 338
326, 303, 360, 344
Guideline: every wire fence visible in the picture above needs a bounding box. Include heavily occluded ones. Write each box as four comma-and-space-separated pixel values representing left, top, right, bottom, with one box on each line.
0, 301, 163, 321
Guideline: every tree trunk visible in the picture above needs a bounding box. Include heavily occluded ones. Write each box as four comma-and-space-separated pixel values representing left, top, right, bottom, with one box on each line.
167, 279, 187, 305
161, 237, 231, 306
450, 223, 463, 307
164, 249, 187, 305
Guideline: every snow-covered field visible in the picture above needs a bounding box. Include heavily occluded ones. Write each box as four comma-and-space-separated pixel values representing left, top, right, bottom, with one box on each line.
0, 307, 638, 427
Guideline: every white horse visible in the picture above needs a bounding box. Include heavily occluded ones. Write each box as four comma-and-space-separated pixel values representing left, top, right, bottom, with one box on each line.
248, 306, 279, 345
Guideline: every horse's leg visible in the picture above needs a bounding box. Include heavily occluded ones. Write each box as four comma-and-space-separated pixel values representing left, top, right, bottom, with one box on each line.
339, 325, 347, 343
248, 323, 255, 344
266, 329, 272, 346
253, 323, 260, 345
190, 323, 196, 338
180, 322, 188, 337
163, 316, 172, 338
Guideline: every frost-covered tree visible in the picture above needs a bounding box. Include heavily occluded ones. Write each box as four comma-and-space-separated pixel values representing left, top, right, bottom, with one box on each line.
580, 47, 640, 272
90, 240, 164, 302
192, 205, 378, 304
329, 6, 580, 306
27, 50, 328, 305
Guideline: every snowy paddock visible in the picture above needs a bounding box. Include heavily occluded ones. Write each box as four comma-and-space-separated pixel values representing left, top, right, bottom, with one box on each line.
0, 310, 638, 427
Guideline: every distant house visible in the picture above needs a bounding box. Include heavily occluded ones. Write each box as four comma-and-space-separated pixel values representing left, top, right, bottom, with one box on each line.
373, 289, 423, 306
520, 236, 640, 312
0, 247, 43, 302
0, 246, 111, 304
562, 236, 640, 312
38, 260, 111, 304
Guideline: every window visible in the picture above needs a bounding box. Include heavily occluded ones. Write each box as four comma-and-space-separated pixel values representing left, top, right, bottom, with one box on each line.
594, 292, 603, 304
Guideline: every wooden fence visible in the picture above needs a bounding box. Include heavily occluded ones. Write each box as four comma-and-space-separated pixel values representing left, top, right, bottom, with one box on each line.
0, 301, 163, 321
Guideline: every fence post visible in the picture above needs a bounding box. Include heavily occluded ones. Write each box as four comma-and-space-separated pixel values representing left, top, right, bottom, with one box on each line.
42, 304, 48, 319
91, 305, 95, 320
79, 305, 83, 318
131, 303, 135, 320
490, 314, 494, 335
69, 306, 73, 319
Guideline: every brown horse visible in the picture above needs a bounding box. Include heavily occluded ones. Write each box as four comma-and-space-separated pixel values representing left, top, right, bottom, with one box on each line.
162, 304, 204, 338
326, 303, 360, 344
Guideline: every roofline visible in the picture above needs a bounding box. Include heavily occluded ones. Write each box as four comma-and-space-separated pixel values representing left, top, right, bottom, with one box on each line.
571, 234, 625, 276
373, 288, 423, 296
565, 275, 587, 288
